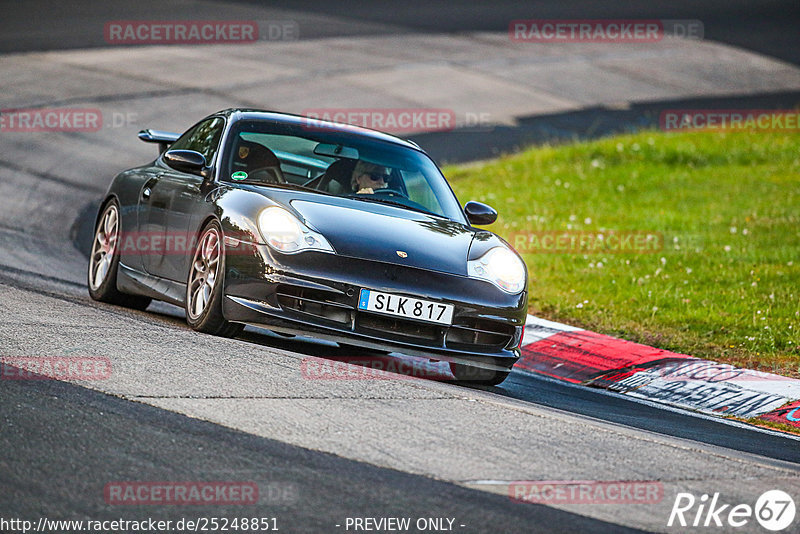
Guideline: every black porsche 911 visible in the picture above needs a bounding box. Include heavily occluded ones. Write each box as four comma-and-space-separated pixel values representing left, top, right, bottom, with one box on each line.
88, 109, 528, 385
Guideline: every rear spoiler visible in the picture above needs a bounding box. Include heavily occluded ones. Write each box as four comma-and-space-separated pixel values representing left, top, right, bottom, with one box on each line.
138, 129, 180, 154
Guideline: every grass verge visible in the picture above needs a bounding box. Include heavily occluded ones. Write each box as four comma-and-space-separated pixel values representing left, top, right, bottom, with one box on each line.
445, 130, 799, 377
729, 415, 800, 437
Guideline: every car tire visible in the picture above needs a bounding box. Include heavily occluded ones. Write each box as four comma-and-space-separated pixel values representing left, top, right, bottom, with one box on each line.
449, 360, 510, 386
185, 220, 243, 338
88, 199, 152, 311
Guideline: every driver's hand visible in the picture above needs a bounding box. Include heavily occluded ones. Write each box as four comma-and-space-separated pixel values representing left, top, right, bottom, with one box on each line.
356, 187, 374, 194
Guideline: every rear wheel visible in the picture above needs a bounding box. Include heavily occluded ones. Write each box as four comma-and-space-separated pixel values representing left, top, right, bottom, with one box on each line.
87, 200, 151, 310
185, 220, 243, 338
449, 360, 510, 386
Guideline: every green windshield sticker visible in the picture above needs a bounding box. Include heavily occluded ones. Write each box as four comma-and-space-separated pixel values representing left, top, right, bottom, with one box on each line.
231, 171, 248, 181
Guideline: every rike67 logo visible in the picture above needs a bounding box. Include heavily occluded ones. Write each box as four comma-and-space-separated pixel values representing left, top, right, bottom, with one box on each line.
668, 490, 796, 531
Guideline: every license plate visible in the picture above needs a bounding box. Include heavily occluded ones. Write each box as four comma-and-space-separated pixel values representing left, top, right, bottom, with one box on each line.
358, 289, 454, 325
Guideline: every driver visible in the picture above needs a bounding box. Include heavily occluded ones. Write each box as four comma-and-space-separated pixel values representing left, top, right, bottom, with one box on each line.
351, 161, 391, 194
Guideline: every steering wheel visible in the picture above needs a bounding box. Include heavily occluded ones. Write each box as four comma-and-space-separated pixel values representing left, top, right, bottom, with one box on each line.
369, 187, 407, 198
245, 166, 284, 184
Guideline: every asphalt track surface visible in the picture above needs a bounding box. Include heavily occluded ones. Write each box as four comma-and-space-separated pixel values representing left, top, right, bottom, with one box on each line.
414, 89, 800, 163
2, 0, 798, 65
254, 0, 800, 66
500, 372, 800, 465
1, 372, 639, 533
2, 2, 800, 533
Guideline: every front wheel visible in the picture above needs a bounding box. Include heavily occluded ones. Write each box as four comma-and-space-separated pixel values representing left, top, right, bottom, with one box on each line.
449, 361, 511, 386
185, 220, 243, 338
87, 200, 151, 310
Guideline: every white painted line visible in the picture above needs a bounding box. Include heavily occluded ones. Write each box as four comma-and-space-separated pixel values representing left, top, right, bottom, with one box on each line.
513, 367, 800, 442
522, 314, 582, 344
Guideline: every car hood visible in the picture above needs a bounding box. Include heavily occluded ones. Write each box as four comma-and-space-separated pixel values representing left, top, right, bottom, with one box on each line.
290, 198, 474, 275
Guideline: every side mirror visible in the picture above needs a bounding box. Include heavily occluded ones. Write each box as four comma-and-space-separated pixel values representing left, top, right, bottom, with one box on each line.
464, 201, 498, 225
163, 149, 207, 175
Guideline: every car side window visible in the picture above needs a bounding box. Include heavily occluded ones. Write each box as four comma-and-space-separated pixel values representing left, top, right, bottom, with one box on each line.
169, 118, 225, 166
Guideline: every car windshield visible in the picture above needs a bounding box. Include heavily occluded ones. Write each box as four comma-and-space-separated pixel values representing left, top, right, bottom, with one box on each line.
221, 119, 466, 223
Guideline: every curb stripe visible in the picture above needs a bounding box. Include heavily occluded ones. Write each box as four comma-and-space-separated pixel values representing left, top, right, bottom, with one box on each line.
518, 314, 800, 421
518, 328, 693, 384
758, 400, 800, 429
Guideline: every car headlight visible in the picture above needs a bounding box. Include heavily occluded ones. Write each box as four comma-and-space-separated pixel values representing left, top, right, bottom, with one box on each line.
467, 246, 527, 293
257, 207, 334, 254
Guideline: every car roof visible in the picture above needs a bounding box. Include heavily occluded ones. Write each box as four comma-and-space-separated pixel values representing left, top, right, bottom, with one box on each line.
210, 108, 424, 152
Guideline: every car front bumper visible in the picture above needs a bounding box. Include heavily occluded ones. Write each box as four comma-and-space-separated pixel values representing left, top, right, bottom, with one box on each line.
221, 243, 527, 371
